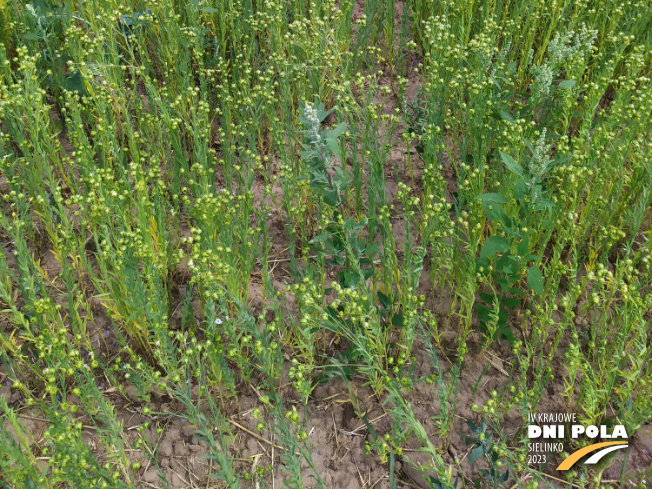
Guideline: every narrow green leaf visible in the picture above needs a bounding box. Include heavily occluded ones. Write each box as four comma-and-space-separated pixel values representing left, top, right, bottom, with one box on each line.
477, 193, 509, 203
489, 75, 502, 91
523, 137, 535, 155
500, 151, 523, 176
499, 110, 515, 125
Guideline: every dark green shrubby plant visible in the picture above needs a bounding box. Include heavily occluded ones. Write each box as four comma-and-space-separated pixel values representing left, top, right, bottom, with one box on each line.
474, 133, 561, 343
461, 419, 510, 489
299, 99, 378, 288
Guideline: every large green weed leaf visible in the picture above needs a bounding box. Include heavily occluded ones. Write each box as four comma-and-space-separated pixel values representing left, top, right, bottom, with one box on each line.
480, 236, 509, 258
469, 445, 485, 463
477, 193, 509, 203
527, 266, 544, 294
482, 201, 510, 226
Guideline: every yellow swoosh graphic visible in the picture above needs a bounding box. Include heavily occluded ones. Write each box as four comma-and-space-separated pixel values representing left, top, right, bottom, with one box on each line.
557, 442, 628, 470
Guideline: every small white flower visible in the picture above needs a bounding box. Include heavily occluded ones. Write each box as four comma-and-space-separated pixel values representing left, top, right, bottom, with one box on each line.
215, 318, 223, 325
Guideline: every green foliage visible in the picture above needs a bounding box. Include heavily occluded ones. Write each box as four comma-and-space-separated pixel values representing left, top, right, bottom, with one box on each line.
461, 420, 510, 488
0, 0, 651, 487
298, 98, 348, 207
118, 10, 153, 39
474, 135, 560, 343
